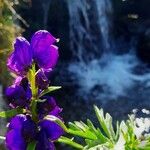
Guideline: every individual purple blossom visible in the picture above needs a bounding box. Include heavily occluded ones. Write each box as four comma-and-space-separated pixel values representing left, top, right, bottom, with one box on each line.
36, 130, 55, 150
6, 107, 63, 150
37, 97, 63, 118
7, 30, 59, 76
5, 77, 31, 107
37, 97, 64, 140
6, 115, 36, 150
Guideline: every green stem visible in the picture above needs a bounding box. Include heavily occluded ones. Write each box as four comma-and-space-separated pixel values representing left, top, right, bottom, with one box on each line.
57, 136, 84, 149
28, 64, 38, 97
27, 64, 38, 122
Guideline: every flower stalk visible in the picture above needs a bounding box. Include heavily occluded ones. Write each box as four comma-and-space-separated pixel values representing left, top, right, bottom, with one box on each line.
0, 30, 63, 150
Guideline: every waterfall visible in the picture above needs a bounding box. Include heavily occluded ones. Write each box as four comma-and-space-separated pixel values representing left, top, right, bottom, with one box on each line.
42, 0, 51, 29
95, 0, 113, 50
67, 0, 150, 100
67, 0, 113, 61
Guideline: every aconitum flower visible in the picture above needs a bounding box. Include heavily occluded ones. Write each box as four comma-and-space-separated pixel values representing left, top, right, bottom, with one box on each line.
37, 97, 64, 140
6, 115, 36, 150
6, 104, 63, 150
6, 77, 31, 107
7, 30, 59, 76
4, 30, 63, 150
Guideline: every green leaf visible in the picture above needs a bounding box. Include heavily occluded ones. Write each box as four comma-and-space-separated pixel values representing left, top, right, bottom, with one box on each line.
68, 122, 82, 130
74, 121, 89, 131
0, 108, 26, 118
57, 136, 84, 149
67, 128, 97, 140
94, 106, 113, 140
67, 121, 97, 140
86, 119, 108, 144
87, 144, 110, 150
27, 141, 37, 150
39, 86, 61, 97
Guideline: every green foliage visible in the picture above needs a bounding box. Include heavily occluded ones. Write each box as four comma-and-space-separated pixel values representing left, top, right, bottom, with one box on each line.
39, 86, 61, 97
0, 0, 15, 86
0, 107, 26, 118
52, 106, 150, 150
27, 141, 37, 150
0, 0, 23, 87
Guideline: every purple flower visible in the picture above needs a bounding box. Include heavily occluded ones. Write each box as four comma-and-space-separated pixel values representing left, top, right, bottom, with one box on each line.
6, 115, 36, 150
6, 129, 26, 150
6, 77, 31, 107
39, 119, 64, 141
7, 30, 59, 75
37, 97, 64, 141
6, 113, 63, 150
37, 97, 62, 119
36, 130, 55, 150
7, 38, 31, 75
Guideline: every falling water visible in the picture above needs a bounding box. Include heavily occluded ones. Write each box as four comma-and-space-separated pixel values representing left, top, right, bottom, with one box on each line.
42, 0, 52, 29
95, 0, 113, 50
67, 0, 150, 100
67, 0, 113, 61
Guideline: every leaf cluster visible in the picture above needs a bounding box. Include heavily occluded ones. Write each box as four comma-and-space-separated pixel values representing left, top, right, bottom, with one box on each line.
55, 106, 150, 150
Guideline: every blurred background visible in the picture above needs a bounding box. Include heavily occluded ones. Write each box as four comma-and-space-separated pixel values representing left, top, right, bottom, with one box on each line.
0, 0, 150, 149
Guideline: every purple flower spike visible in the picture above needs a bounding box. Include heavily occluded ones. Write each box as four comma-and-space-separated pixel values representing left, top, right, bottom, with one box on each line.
31, 30, 59, 69
7, 37, 32, 75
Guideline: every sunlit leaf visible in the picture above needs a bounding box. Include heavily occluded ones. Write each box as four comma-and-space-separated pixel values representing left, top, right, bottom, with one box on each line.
57, 136, 83, 149
39, 86, 61, 97
27, 141, 37, 150
0, 108, 26, 118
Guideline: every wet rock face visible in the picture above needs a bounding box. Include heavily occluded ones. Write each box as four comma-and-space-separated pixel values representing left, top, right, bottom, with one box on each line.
137, 30, 150, 65
113, 0, 150, 62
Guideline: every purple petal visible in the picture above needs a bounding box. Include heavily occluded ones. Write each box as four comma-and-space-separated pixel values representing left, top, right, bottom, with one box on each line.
6, 129, 26, 150
36, 130, 55, 150
8, 115, 27, 130
49, 106, 62, 117
7, 37, 32, 75
42, 68, 53, 79
37, 97, 59, 119
31, 30, 59, 69
6, 86, 28, 107
13, 76, 23, 86
31, 30, 57, 49
39, 120, 64, 140
22, 116, 37, 140
36, 70, 49, 90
